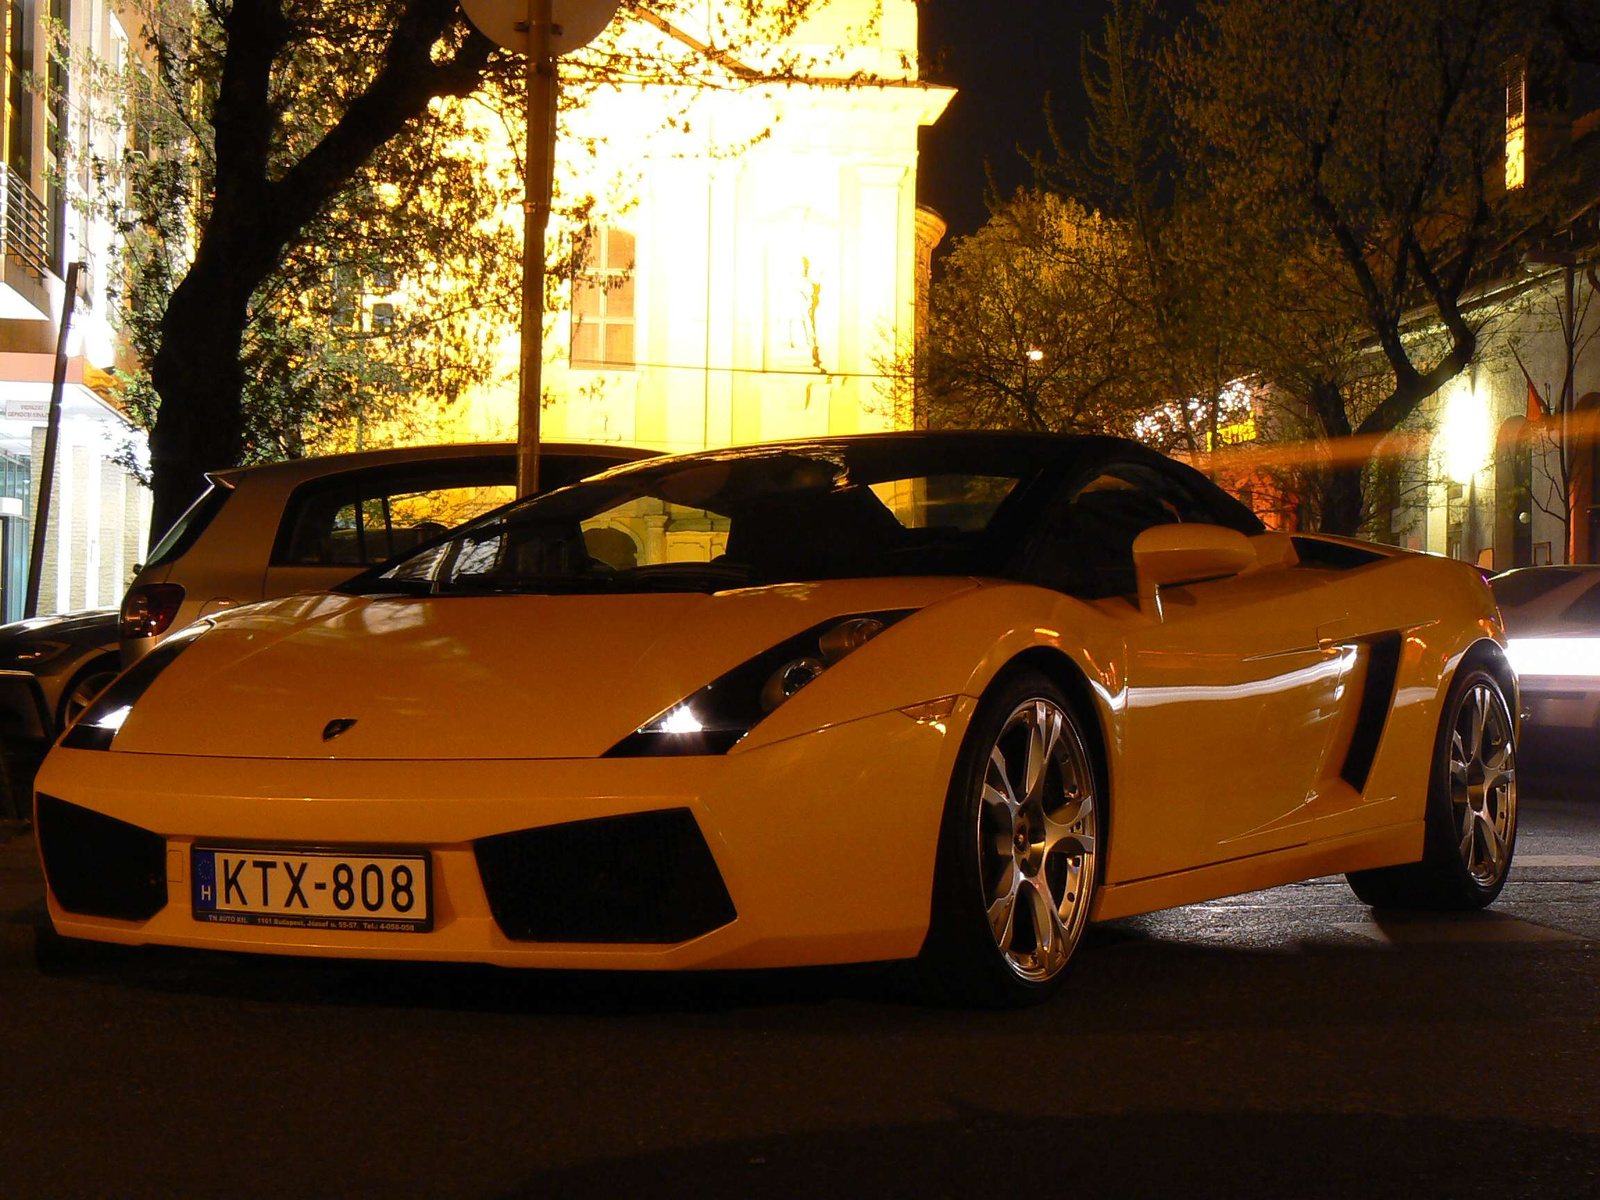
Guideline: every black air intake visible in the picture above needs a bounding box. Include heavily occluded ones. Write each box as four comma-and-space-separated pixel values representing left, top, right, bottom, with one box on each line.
36, 794, 168, 922
475, 808, 736, 944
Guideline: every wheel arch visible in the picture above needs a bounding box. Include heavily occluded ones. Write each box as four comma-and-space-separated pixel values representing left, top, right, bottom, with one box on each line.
1454, 637, 1518, 732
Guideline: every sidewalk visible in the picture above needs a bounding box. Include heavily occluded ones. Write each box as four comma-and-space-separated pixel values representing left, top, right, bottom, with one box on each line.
1, 820, 42, 965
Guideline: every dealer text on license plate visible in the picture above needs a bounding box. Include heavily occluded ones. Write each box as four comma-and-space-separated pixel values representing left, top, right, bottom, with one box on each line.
192, 846, 431, 932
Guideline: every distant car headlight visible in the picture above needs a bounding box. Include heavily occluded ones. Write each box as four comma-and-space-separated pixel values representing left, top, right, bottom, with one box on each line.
1505, 637, 1600, 680
606, 610, 914, 757
3, 640, 68, 667
59, 623, 211, 751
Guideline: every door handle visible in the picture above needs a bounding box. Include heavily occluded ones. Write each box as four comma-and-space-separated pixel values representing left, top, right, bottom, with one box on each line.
1316, 617, 1352, 649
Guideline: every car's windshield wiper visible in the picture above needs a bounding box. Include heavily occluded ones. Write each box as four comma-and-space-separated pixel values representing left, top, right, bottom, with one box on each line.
339, 577, 437, 597
439, 572, 621, 596
609, 563, 752, 592
355, 563, 756, 598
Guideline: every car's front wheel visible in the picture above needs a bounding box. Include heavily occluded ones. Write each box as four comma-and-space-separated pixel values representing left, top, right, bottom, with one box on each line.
1347, 664, 1517, 909
57, 655, 121, 733
921, 669, 1100, 1007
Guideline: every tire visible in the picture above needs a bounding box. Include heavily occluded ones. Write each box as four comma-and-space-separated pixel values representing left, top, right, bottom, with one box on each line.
920, 668, 1101, 1007
1346, 665, 1517, 910
55, 656, 121, 735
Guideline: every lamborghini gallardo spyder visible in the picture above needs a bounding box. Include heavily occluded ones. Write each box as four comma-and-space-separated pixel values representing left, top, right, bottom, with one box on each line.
35, 433, 1518, 1006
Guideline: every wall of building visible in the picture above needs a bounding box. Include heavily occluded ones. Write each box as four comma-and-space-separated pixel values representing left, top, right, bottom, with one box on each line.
1414, 265, 1600, 569
405, 0, 952, 458
0, 0, 149, 620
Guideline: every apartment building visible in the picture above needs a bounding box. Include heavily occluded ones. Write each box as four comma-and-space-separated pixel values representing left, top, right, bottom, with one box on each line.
1, 0, 148, 621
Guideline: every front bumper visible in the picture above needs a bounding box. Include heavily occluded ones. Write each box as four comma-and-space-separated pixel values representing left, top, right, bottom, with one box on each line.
35, 702, 973, 970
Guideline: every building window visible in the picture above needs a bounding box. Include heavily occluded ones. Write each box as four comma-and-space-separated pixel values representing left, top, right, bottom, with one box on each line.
370, 302, 396, 332
571, 226, 635, 370
5, 0, 34, 177
1505, 61, 1526, 191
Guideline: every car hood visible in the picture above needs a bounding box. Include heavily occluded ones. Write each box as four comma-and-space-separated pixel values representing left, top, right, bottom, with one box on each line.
0, 608, 119, 646
108, 578, 979, 760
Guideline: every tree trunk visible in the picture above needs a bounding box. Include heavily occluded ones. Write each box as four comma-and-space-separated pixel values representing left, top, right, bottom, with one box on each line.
1304, 377, 1365, 535
137, 3, 492, 544
1319, 463, 1366, 536
146, 262, 255, 542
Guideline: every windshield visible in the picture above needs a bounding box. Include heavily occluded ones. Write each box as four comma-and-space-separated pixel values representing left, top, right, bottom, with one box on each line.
142, 481, 233, 571
352, 443, 1045, 596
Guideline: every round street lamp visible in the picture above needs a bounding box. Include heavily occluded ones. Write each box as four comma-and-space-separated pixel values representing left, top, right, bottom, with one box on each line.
1021, 347, 1043, 404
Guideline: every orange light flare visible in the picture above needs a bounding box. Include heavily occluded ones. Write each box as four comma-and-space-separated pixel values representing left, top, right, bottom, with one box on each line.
1183, 406, 1600, 476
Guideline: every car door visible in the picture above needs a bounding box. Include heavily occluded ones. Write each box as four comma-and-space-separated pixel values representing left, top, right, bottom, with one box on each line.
1029, 460, 1349, 883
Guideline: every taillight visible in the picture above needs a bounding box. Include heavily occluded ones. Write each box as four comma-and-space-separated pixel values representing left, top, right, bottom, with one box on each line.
119, 584, 185, 639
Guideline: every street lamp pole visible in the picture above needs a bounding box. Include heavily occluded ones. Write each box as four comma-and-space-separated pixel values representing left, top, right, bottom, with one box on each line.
25, 261, 85, 619
516, 0, 556, 498
458, 0, 620, 497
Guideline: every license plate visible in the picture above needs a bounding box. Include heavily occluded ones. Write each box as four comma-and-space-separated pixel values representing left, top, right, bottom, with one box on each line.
191, 846, 432, 932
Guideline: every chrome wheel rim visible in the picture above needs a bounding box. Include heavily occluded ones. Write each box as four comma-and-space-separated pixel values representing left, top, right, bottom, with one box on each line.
977, 697, 1097, 982
1448, 681, 1516, 889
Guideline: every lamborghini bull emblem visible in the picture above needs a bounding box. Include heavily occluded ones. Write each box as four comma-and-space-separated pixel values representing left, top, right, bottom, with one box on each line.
321, 718, 358, 742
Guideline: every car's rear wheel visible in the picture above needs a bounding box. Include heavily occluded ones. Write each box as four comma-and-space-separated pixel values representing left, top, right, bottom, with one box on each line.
1346, 665, 1517, 909
921, 669, 1100, 1007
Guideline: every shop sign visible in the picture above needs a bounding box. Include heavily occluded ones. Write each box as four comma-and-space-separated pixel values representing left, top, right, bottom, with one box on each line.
4, 398, 50, 422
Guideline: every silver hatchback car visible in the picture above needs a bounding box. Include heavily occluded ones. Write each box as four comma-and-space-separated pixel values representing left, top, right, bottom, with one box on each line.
119, 441, 651, 663
0, 441, 649, 818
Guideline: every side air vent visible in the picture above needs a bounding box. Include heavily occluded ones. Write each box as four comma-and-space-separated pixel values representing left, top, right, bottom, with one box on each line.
1292, 537, 1388, 570
35, 794, 168, 922
474, 808, 736, 944
1340, 633, 1403, 793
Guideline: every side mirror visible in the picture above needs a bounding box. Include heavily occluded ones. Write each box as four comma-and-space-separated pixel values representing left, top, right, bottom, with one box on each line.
1132, 523, 1255, 617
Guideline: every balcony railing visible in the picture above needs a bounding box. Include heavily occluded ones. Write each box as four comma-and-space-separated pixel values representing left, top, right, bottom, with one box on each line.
0, 164, 52, 280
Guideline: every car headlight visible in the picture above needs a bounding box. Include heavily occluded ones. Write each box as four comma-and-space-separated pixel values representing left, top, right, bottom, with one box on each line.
59, 623, 212, 751
1505, 637, 1600, 679
606, 610, 914, 757
4, 640, 68, 667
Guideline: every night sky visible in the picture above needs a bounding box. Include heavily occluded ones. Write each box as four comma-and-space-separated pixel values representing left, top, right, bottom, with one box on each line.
917, 0, 1101, 246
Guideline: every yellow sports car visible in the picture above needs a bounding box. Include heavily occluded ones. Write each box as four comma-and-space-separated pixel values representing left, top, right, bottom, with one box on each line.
35, 433, 1518, 1006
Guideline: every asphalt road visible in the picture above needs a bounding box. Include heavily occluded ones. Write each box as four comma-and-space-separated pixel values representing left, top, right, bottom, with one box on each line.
2, 781, 1597, 1199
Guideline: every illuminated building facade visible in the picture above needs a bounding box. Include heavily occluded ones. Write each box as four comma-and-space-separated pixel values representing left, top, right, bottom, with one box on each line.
0, 0, 149, 620
433, 0, 952, 457
1408, 66, 1600, 569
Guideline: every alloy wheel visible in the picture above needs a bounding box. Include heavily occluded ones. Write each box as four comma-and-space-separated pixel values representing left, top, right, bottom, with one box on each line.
1447, 681, 1516, 889
976, 697, 1097, 982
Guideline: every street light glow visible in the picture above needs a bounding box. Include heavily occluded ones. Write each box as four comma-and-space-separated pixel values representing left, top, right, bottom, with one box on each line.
1442, 376, 1491, 484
